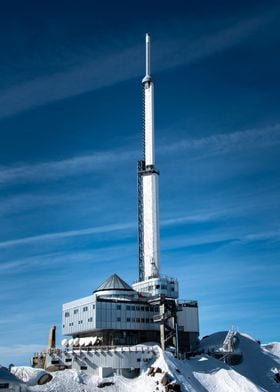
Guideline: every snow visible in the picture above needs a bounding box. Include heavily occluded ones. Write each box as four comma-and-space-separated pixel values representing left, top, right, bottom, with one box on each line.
262, 342, 280, 359
15, 332, 280, 392
10, 367, 52, 386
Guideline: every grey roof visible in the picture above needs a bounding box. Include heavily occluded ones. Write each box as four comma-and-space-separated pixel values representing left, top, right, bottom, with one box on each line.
94, 274, 133, 293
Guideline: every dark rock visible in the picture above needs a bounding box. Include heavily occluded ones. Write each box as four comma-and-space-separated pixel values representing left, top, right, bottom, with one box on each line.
161, 372, 170, 386
97, 381, 114, 388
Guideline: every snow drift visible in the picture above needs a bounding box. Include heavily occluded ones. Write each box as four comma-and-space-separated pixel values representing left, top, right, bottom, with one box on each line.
26, 332, 280, 391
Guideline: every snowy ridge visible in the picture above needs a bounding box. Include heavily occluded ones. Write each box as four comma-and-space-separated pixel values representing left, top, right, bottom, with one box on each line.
23, 332, 280, 391
262, 343, 280, 359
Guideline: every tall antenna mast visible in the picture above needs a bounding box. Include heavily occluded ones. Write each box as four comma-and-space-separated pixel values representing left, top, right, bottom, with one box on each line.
146, 33, 151, 78
137, 34, 160, 281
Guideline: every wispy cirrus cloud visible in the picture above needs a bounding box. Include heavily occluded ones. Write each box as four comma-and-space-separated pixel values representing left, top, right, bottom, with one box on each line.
0, 148, 134, 185
0, 11, 274, 119
161, 123, 280, 157
0, 222, 134, 250
0, 123, 279, 187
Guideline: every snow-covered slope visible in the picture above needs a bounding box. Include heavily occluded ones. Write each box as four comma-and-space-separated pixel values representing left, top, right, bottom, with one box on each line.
263, 342, 280, 359
25, 332, 280, 392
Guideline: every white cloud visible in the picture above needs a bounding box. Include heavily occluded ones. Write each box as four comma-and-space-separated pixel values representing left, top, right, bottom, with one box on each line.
161, 123, 280, 157
0, 148, 134, 185
0, 122, 279, 187
0, 222, 134, 250
0, 11, 274, 119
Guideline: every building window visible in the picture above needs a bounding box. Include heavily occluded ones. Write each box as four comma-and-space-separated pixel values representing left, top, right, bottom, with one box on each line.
117, 305, 121, 310
145, 306, 149, 311
65, 312, 70, 318
150, 319, 153, 323
126, 305, 131, 310
141, 318, 144, 323
83, 306, 88, 312
145, 318, 149, 323
131, 306, 135, 311
74, 309, 78, 314
136, 306, 140, 311
161, 285, 167, 289
63, 324, 65, 328
127, 317, 131, 322
141, 306, 145, 311
92, 304, 95, 309
117, 317, 121, 322
136, 318, 140, 323
88, 317, 93, 322
132, 318, 135, 323
78, 320, 83, 324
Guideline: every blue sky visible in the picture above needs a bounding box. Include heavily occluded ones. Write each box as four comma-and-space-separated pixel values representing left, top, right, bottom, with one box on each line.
0, 0, 280, 365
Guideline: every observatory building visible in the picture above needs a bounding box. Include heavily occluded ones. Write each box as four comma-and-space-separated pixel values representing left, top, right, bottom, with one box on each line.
62, 34, 199, 352
61, 34, 199, 355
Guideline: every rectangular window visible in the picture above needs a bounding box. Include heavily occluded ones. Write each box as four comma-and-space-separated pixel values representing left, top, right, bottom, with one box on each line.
83, 306, 88, 312
126, 305, 131, 310
136, 306, 140, 311
136, 318, 140, 323
0, 384, 9, 389
88, 317, 93, 322
117, 317, 121, 322
132, 318, 136, 323
141, 306, 145, 311
65, 312, 70, 318
145, 318, 149, 323
63, 324, 65, 328
117, 305, 121, 310
127, 317, 131, 322
141, 318, 144, 323
74, 309, 78, 314
131, 306, 136, 311
92, 304, 95, 309
145, 306, 149, 311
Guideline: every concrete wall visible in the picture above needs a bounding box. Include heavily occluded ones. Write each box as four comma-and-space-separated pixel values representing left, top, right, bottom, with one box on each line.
177, 305, 199, 333
46, 347, 157, 377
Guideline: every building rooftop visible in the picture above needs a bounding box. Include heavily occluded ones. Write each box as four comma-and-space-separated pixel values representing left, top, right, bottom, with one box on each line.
94, 274, 134, 293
